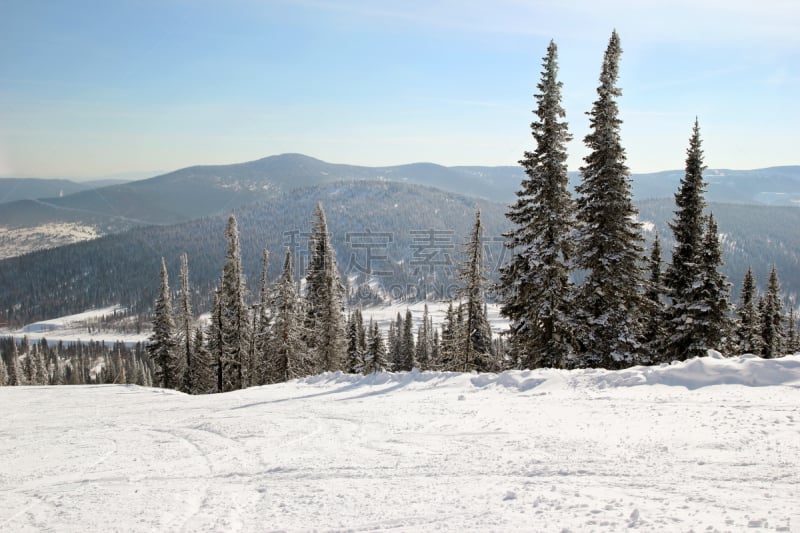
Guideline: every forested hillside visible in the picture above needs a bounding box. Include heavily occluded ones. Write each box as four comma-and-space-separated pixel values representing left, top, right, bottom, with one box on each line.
0, 181, 508, 325
1, 180, 798, 327
638, 200, 800, 298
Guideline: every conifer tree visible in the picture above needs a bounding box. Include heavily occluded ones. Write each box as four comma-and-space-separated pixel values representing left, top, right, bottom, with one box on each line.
269, 249, 310, 382
304, 203, 346, 372
431, 328, 441, 367
177, 253, 193, 393
7, 342, 22, 386
219, 215, 251, 391
457, 210, 494, 371
664, 120, 711, 360
115, 348, 127, 384
493, 335, 509, 369
498, 40, 575, 369
641, 233, 667, 362
346, 310, 366, 373
32, 344, 47, 385
189, 327, 214, 393
786, 299, 799, 353
736, 267, 762, 354
397, 309, 416, 371
100, 353, 113, 384
207, 288, 224, 391
573, 30, 645, 368
0, 354, 7, 386
387, 318, 400, 370
364, 320, 389, 374
50, 356, 64, 386
415, 304, 432, 370
693, 213, 732, 355
356, 310, 367, 358
22, 342, 33, 384
148, 257, 178, 389
761, 265, 785, 358
253, 248, 272, 384
438, 303, 456, 369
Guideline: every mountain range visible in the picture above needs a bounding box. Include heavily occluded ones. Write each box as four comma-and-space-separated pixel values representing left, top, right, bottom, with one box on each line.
0, 154, 798, 324
2, 154, 798, 236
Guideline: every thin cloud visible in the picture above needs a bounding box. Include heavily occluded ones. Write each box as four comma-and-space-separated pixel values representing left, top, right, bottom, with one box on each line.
290, 0, 800, 45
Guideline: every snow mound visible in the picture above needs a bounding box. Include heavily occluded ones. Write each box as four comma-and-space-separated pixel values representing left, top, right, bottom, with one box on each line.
587, 352, 800, 390
298, 354, 800, 394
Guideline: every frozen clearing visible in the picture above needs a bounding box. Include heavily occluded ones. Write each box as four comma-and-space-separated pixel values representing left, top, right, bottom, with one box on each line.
2, 354, 800, 532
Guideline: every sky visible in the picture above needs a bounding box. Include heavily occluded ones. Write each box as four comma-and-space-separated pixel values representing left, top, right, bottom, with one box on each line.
1, 0, 798, 179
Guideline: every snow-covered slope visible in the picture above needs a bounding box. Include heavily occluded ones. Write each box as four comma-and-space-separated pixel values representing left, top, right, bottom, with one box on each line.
0, 222, 99, 260
2, 305, 149, 345
2, 355, 799, 532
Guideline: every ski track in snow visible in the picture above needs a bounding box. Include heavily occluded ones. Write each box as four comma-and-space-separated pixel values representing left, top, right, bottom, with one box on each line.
1, 355, 800, 532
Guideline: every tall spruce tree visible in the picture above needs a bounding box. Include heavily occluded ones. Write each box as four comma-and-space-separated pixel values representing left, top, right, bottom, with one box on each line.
254, 248, 272, 385
693, 213, 732, 355
415, 304, 433, 370
364, 320, 389, 374
219, 215, 251, 391
148, 257, 178, 389
31, 344, 47, 385
346, 309, 366, 373
786, 299, 799, 353
177, 253, 193, 393
304, 203, 346, 372
761, 265, 785, 358
114, 348, 127, 384
356, 310, 367, 360
457, 210, 494, 371
431, 328, 441, 367
21, 341, 33, 384
50, 355, 64, 386
389, 313, 403, 370
736, 267, 762, 354
664, 120, 710, 360
0, 353, 7, 386
438, 303, 457, 369
642, 233, 667, 363
573, 30, 645, 368
207, 288, 225, 391
190, 327, 214, 393
7, 342, 22, 385
387, 318, 399, 370
498, 40, 575, 369
268, 249, 309, 382
398, 308, 416, 371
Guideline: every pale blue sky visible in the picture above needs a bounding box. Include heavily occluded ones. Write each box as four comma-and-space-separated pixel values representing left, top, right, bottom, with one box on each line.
1, 0, 798, 179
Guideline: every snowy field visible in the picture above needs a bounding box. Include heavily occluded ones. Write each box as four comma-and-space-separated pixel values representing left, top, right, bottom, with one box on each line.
2, 354, 799, 532
1, 302, 506, 346
1, 305, 149, 346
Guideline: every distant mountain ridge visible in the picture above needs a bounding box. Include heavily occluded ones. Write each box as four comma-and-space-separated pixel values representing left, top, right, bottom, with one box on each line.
29, 153, 526, 223
3, 154, 799, 226
0, 180, 509, 324
0, 177, 128, 204
0, 153, 798, 260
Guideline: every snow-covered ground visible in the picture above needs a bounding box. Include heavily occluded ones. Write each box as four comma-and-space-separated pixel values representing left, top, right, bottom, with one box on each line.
1, 305, 149, 345
2, 354, 799, 532
0, 222, 99, 260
